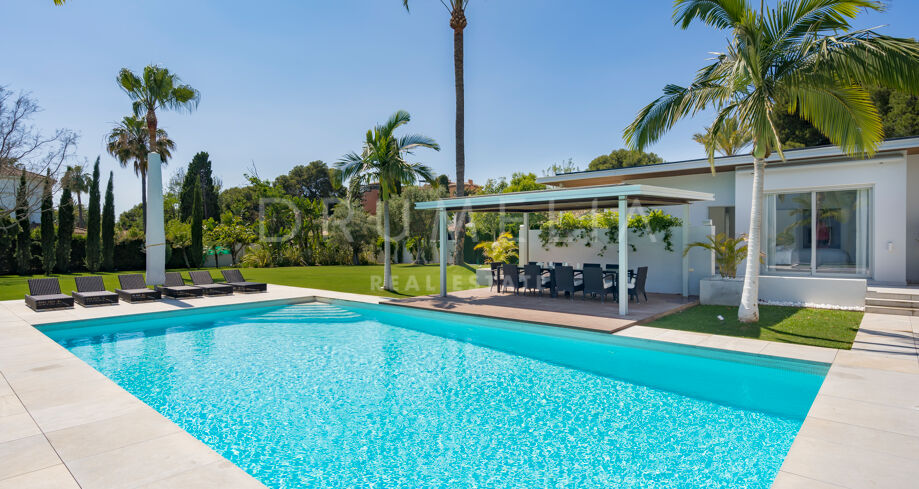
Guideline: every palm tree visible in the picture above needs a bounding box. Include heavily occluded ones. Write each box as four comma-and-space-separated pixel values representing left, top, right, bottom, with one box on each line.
116, 65, 199, 155
624, 0, 919, 322
62, 165, 91, 228
105, 115, 175, 232
338, 110, 439, 291
403, 0, 469, 266
692, 117, 752, 157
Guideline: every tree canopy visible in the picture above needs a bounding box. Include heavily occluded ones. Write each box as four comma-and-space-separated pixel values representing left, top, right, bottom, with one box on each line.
587, 148, 663, 171
273, 161, 342, 201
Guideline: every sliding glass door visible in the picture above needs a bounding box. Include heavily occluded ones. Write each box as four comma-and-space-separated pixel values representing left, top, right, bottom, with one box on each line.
764, 188, 870, 276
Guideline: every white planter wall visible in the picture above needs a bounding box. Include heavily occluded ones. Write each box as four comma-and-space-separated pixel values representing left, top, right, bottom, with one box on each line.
526, 224, 715, 295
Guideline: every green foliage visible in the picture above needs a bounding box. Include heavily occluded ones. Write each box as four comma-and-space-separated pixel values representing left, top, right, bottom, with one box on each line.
40, 172, 55, 275
190, 178, 204, 268
776, 87, 919, 148
684, 233, 748, 279
165, 219, 192, 267
241, 243, 273, 268
626, 1, 919, 161
469, 172, 548, 242
473, 231, 518, 264
539, 209, 682, 254
118, 204, 144, 231
588, 148, 663, 171
14, 171, 31, 274
204, 213, 256, 265
693, 117, 752, 156
0, 215, 15, 275
388, 186, 445, 264
85, 157, 102, 272
56, 187, 74, 272
102, 171, 116, 271
180, 152, 220, 220
218, 185, 260, 223
328, 202, 377, 265
273, 161, 343, 201
543, 159, 580, 176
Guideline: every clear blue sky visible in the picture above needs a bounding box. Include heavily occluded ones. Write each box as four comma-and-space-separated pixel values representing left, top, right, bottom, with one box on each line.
4, 0, 917, 213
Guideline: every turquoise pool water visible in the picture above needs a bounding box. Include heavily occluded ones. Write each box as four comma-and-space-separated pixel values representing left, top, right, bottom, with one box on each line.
43, 301, 828, 488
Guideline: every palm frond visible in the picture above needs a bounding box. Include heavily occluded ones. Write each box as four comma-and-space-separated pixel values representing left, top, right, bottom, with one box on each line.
673, 0, 752, 30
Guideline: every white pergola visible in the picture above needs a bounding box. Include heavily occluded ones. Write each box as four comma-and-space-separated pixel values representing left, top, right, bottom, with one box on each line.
415, 184, 714, 316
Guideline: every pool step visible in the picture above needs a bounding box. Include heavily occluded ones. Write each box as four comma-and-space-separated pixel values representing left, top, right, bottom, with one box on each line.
864, 288, 919, 316
243, 304, 363, 322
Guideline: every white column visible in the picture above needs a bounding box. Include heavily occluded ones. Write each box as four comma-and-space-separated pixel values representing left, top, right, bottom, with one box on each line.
520, 213, 529, 265
145, 152, 166, 286
439, 209, 447, 297
618, 196, 628, 316
682, 204, 690, 298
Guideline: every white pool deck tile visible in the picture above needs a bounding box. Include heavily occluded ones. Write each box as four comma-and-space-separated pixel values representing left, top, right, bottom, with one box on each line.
0, 284, 917, 488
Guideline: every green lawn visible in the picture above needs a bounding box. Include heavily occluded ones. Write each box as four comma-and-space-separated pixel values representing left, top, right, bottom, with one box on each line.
0, 264, 479, 301
645, 304, 863, 349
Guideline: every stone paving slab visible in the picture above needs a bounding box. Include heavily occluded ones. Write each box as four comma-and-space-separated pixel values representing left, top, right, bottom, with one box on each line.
2, 285, 918, 488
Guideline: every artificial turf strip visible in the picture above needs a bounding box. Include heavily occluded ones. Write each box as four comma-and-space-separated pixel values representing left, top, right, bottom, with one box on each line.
0, 264, 479, 301
644, 304, 862, 349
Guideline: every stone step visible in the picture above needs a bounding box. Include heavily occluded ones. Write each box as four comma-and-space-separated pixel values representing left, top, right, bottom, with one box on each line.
865, 297, 919, 309
866, 288, 919, 301
864, 305, 919, 316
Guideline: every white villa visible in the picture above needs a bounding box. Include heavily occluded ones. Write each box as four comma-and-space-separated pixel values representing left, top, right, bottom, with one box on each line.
528, 136, 919, 308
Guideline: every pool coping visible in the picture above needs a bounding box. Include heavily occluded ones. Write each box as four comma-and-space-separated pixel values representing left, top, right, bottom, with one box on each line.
1, 285, 916, 488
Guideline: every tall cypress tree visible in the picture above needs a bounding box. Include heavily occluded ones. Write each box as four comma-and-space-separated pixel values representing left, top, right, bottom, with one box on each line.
40, 171, 56, 275
56, 187, 74, 273
190, 177, 204, 268
102, 171, 116, 271
14, 171, 32, 275
85, 157, 102, 272
180, 152, 219, 221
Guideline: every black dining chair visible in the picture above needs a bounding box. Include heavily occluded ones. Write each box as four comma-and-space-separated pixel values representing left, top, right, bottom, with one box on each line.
583, 263, 601, 269
582, 266, 615, 302
554, 265, 583, 300
490, 262, 504, 292
523, 263, 549, 296
552, 262, 565, 268
604, 264, 619, 271
629, 266, 649, 303
502, 263, 525, 295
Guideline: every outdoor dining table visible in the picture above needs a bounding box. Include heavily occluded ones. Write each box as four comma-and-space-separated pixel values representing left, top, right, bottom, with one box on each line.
510, 264, 635, 298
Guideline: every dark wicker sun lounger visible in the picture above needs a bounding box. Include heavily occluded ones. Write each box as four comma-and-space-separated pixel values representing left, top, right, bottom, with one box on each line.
221, 269, 267, 293
188, 271, 234, 296
156, 272, 205, 299
25, 278, 74, 311
116, 274, 162, 303
72, 276, 119, 307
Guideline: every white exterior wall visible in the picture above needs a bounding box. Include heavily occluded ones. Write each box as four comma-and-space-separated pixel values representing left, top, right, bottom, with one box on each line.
907, 153, 919, 284
735, 155, 908, 284
527, 224, 715, 295
0, 175, 44, 223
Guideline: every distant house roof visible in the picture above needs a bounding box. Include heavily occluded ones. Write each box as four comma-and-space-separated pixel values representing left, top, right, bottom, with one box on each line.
537, 136, 919, 187
0, 165, 53, 181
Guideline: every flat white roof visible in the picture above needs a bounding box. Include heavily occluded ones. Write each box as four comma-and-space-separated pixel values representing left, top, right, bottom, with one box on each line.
414, 184, 714, 212
538, 136, 919, 186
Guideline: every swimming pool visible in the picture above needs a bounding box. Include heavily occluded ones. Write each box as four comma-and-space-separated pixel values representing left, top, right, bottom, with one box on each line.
42, 300, 828, 488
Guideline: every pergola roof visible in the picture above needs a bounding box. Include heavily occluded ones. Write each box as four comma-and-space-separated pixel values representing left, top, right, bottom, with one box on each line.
414, 184, 714, 213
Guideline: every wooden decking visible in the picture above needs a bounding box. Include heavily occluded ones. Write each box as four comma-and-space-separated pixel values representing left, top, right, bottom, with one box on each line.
391, 287, 698, 333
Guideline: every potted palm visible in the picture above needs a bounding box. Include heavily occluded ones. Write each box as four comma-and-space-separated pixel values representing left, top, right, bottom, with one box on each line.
473, 232, 518, 286
685, 233, 749, 306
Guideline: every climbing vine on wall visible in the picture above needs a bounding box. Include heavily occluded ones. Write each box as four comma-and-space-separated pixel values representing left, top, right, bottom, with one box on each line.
538, 209, 681, 254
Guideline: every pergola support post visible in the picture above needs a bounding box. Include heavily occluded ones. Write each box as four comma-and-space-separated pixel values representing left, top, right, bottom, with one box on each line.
439, 209, 447, 297
520, 213, 529, 265
682, 204, 690, 298
618, 196, 628, 316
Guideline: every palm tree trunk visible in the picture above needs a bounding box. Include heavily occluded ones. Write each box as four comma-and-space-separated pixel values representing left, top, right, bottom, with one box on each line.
451, 18, 467, 266
141, 171, 147, 234
738, 157, 764, 322
383, 200, 393, 291
76, 192, 84, 228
